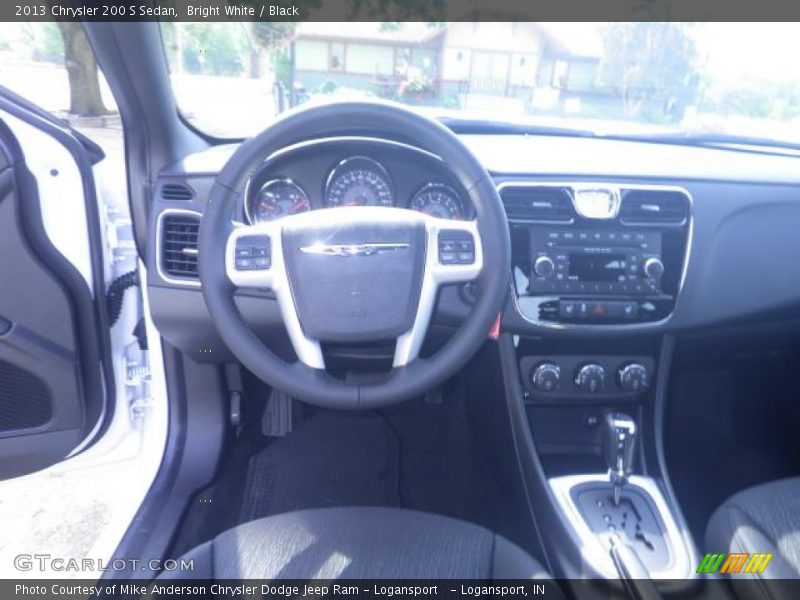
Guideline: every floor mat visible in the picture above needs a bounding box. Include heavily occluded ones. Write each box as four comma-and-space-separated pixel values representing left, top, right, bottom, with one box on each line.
239, 411, 400, 523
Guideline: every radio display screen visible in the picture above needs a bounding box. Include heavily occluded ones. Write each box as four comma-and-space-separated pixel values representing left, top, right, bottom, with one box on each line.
569, 253, 627, 282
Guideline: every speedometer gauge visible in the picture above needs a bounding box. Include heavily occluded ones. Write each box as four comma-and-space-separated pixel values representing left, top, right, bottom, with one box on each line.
248, 179, 310, 223
325, 156, 394, 207
410, 183, 465, 220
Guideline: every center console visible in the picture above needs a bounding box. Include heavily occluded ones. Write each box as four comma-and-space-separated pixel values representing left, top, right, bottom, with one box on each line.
503, 182, 691, 328
494, 182, 698, 585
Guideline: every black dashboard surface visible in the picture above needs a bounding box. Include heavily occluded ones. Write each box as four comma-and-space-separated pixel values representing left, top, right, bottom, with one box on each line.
148, 132, 800, 360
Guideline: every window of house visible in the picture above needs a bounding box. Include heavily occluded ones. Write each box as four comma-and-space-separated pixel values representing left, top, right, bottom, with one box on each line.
346, 44, 394, 75
294, 40, 328, 71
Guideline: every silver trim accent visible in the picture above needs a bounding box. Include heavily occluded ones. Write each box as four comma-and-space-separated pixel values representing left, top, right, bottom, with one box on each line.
224, 206, 483, 370
324, 155, 394, 208
549, 474, 697, 579
155, 208, 202, 288
244, 178, 310, 224
572, 185, 621, 220
299, 242, 409, 257
505, 182, 694, 332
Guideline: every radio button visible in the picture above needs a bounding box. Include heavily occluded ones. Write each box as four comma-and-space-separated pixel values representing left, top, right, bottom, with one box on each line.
559, 301, 577, 318
533, 255, 555, 277
621, 301, 638, 319
644, 257, 665, 280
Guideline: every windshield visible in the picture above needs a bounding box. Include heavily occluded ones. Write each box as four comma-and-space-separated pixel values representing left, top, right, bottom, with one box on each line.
160, 22, 800, 143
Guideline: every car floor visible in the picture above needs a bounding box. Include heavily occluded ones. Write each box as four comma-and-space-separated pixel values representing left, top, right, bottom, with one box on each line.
169, 384, 521, 559
666, 348, 800, 547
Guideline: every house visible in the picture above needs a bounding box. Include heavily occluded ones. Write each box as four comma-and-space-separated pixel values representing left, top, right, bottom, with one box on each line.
290, 22, 605, 113
291, 23, 442, 100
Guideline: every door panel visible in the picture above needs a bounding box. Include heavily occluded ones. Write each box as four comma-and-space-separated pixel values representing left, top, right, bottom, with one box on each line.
0, 97, 110, 480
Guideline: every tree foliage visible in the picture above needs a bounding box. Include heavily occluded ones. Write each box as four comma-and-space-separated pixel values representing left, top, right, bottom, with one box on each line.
598, 23, 699, 123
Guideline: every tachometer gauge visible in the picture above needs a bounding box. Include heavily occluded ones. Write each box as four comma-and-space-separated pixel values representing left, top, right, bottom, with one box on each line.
325, 156, 394, 207
248, 179, 310, 223
410, 183, 465, 220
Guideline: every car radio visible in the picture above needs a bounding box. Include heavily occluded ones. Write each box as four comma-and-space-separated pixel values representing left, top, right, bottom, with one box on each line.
528, 227, 664, 297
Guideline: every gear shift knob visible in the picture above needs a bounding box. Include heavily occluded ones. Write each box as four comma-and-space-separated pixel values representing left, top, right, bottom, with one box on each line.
602, 413, 638, 505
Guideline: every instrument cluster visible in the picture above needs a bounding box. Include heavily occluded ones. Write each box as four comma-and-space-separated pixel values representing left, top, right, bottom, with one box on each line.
244, 152, 470, 224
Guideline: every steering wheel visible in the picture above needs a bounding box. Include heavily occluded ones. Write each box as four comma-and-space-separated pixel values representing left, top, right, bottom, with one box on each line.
199, 101, 510, 408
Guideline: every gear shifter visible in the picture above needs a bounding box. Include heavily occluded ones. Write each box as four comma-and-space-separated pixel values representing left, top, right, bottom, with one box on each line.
602, 412, 638, 506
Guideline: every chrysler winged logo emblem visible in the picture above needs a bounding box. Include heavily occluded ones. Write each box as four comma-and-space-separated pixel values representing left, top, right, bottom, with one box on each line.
300, 242, 409, 257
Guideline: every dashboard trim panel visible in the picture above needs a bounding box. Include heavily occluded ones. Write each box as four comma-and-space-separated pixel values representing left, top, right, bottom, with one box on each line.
155, 208, 203, 289
501, 181, 694, 332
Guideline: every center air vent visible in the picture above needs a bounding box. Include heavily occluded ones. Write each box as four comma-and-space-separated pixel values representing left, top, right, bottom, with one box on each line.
160, 182, 195, 201
159, 211, 200, 282
499, 185, 574, 223
619, 190, 689, 225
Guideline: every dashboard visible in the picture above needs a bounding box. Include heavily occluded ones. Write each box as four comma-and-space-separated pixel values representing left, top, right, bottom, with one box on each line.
147, 130, 800, 362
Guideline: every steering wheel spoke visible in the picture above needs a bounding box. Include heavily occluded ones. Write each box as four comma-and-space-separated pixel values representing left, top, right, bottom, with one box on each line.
394, 218, 483, 367
226, 222, 326, 369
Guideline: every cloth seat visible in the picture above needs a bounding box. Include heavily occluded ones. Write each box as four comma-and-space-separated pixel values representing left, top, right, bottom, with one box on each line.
161, 506, 555, 580
706, 478, 800, 597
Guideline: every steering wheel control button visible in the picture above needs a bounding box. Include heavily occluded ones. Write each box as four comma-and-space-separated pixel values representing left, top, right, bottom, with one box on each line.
575, 363, 606, 393
531, 361, 561, 392
439, 230, 475, 265
235, 257, 254, 270
235, 235, 271, 270
618, 363, 650, 392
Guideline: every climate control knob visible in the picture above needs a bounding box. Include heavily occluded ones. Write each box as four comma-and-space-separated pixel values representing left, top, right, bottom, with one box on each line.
618, 363, 649, 392
531, 361, 561, 392
533, 255, 555, 277
644, 257, 665, 280
575, 363, 606, 393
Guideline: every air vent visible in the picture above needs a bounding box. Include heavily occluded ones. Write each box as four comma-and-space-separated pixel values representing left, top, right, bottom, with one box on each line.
159, 212, 200, 281
620, 190, 689, 225
499, 185, 574, 222
160, 182, 195, 201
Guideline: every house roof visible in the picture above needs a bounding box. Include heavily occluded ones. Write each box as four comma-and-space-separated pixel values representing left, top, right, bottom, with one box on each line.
295, 22, 445, 45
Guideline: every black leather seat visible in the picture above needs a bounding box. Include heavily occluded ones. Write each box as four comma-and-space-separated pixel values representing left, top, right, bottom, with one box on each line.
162, 507, 554, 580
706, 477, 800, 582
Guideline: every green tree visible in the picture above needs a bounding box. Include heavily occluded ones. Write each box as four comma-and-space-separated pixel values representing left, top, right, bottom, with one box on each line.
598, 23, 698, 123
56, 21, 109, 116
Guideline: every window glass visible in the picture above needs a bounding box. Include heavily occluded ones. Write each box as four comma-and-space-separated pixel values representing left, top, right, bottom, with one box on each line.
158, 22, 800, 144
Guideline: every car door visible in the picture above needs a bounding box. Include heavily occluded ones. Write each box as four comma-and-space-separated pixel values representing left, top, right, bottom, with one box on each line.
0, 88, 111, 480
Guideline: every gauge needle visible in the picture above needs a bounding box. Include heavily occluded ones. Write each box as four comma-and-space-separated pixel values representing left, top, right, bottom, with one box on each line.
292, 198, 309, 211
